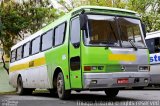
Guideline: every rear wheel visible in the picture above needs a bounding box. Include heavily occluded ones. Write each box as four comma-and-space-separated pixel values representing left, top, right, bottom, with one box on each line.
104, 88, 119, 98
57, 72, 71, 100
17, 76, 33, 95
17, 76, 25, 95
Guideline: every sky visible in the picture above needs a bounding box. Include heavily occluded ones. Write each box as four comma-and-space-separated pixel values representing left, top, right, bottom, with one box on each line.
51, 0, 71, 9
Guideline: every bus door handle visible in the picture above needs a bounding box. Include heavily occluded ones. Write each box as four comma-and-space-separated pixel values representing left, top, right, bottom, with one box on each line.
29, 61, 34, 67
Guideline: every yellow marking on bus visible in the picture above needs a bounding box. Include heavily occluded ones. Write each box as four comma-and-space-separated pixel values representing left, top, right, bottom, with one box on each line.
10, 63, 29, 72
109, 54, 136, 62
10, 57, 46, 72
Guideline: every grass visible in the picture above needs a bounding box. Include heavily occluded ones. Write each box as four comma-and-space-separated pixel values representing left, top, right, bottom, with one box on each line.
0, 62, 16, 93
0, 63, 4, 70
0, 91, 16, 95
33, 89, 49, 94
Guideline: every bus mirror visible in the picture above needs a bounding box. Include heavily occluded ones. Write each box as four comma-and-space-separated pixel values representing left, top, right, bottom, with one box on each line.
142, 23, 146, 38
80, 14, 88, 30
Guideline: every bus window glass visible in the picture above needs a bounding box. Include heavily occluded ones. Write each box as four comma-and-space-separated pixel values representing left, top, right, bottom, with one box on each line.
42, 30, 53, 51
31, 37, 40, 54
146, 38, 160, 53
16, 46, 22, 60
54, 23, 66, 46
70, 18, 80, 44
117, 17, 145, 48
23, 42, 30, 58
11, 49, 16, 62
86, 15, 119, 47
84, 15, 146, 48
154, 38, 160, 53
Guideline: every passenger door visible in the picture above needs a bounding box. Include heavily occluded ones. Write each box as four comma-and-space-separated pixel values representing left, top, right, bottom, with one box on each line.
69, 17, 82, 89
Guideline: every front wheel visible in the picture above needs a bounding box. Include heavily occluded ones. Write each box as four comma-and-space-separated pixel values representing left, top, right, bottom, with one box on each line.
132, 87, 144, 90
104, 88, 119, 98
48, 88, 57, 97
57, 72, 71, 100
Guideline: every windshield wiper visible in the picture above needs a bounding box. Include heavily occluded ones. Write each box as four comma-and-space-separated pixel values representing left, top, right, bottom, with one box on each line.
128, 39, 138, 51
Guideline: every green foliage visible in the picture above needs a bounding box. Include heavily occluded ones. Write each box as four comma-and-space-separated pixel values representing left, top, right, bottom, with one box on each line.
127, 0, 160, 32
0, 0, 63, 56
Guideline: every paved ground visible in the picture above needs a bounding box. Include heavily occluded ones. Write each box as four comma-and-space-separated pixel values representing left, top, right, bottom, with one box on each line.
0, 90, 160, 106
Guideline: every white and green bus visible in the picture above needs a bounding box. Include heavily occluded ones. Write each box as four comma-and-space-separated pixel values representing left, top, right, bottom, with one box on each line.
9, 6, 150, 99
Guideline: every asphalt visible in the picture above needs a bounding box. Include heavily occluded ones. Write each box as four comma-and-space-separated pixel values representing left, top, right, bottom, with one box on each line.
1, 90, 160, 106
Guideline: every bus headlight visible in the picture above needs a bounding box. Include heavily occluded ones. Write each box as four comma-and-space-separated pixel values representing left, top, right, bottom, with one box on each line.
139, 66, 150, 72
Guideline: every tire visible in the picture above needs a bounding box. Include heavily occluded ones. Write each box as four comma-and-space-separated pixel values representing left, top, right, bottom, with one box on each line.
17, 76, 25, 95
49, 89, 58, 97
104, 88, 119, 98
25, 89, 33, 95
132, 87, 144, 90
57, 72, 71, 100
17, 76, 33, 95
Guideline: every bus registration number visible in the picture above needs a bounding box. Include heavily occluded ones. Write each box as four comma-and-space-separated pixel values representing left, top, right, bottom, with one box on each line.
117, 78, 128, 84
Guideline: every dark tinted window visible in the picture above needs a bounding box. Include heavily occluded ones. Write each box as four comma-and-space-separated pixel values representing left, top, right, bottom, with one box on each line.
11, 49, 16, 62
70, 18, 80, 44
31, 37, 40, 55
16, 46, 23, 60
42, 30, 53, 51
23, 42, 30, 58
146, 38, 160, 53
54, 23, 66, 46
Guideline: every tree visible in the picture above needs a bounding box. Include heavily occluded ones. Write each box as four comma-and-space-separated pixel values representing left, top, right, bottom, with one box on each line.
0, 0, 63, 73
55, 0, 127, 12
127, 0, 160, 32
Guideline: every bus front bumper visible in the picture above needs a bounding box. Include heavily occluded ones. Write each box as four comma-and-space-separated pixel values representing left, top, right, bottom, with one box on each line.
83, 72, 150, 89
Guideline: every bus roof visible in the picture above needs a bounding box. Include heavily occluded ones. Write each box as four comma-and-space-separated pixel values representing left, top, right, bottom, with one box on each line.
145, 30, 160, 40
70, 6, 137, 15
11, 6, 138, 50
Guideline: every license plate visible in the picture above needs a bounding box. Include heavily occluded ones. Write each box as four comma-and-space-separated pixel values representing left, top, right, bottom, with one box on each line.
117, 78, 128, 84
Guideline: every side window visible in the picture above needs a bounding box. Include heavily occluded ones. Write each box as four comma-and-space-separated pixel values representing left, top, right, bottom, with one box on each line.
70, 17, 80, 46
41, 29, 53, 51
54, 23, 66, 46
146, 39, 155, 54
23, 42, 30, 58
154, 38, 160, 53
31, 37, 40, 55
11, 49, 16, 62
16, 46, 23, 60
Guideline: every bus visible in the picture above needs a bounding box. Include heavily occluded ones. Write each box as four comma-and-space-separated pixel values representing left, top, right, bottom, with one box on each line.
145, 31, 160, 86
9, 6, 150, 100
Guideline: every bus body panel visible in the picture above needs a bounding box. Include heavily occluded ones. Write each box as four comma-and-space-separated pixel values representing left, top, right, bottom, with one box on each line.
82, 47, 149, 67
9, 52, 51, 89
81, 45, 150, 89
45, 44, 71, 90
149, 53, 160, 84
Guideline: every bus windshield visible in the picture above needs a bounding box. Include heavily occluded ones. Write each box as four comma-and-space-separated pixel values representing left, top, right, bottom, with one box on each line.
84, 15, 146, 48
